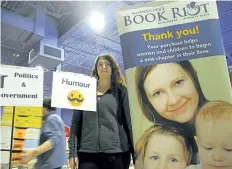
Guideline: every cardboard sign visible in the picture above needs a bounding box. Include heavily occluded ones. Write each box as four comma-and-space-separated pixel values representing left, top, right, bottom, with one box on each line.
51, 72, 97, 111
0, 65, 43, 106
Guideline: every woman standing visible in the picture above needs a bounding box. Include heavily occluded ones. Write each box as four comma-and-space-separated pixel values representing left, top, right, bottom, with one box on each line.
68, 54, 134, 169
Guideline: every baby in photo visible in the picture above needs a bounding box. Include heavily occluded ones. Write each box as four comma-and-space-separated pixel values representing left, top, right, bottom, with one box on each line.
186, 100, 232, 169
135, 124, 193, 169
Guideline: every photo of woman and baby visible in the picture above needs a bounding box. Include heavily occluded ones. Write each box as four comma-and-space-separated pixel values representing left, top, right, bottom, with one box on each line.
127, 56, 232, 169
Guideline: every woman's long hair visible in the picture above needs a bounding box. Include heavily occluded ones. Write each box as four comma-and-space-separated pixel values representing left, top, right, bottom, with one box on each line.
136, 61, 208, 137
92, 54, 126, 89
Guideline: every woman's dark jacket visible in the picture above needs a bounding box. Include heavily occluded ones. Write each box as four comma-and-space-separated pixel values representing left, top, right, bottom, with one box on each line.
68, 85, 135, 163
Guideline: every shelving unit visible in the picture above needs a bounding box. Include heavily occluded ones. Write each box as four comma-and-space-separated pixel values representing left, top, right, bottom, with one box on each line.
1, 106, 42, 169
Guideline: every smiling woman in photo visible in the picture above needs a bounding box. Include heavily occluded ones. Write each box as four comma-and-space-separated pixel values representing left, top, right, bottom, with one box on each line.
136, 61, 208, 137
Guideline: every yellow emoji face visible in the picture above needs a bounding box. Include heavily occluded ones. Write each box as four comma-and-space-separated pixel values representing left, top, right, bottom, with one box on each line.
67, 90, 85, 107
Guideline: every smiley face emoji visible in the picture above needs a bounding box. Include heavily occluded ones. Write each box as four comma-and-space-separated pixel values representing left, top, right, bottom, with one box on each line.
67, 90, 85, 107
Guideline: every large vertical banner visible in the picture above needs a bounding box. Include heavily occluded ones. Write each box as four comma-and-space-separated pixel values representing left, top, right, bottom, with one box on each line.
116, 1, 232, 169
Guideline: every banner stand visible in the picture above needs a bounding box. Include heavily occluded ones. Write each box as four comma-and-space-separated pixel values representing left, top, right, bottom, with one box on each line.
8, 106, 15, 169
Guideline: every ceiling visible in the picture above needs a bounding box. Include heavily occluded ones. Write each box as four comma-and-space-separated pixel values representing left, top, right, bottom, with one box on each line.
1, 1, 232, 96
218, 1, 232, 65
59, 1, 232, 74
1, 1, 114, 67
1, 1, 232, 69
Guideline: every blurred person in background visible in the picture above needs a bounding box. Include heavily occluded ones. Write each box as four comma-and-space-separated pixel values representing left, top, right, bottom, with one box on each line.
20, 98, 68, 169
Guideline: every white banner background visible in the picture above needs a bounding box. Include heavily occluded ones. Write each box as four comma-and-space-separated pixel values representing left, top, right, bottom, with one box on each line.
116, 1, 218, 35
0, 65, 43, 106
